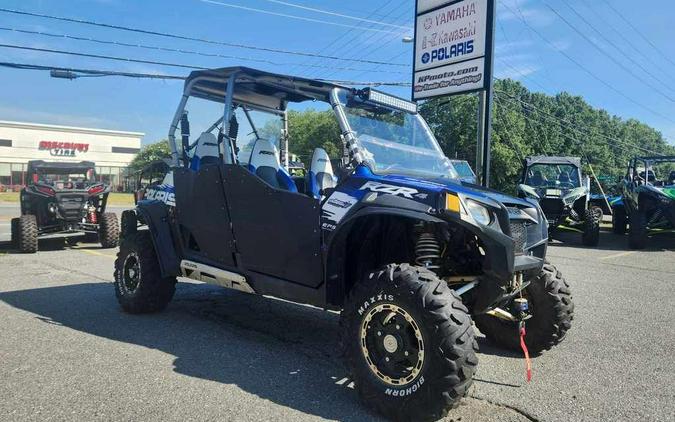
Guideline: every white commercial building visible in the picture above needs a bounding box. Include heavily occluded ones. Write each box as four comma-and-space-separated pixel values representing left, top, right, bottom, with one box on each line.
0, 120, 143, 191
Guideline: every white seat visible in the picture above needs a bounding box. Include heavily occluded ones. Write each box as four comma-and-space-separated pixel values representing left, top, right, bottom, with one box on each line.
307, 148, 336, 198
194, 132, 219, 161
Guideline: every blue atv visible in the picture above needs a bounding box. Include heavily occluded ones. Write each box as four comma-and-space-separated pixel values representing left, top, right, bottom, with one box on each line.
114, 67, 574, 421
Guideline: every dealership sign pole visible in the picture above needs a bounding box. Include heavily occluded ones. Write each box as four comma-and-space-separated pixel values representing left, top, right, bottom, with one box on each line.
412, 0, 496, 187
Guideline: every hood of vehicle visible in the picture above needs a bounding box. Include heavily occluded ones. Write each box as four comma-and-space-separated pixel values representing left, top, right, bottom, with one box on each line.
643, 184, 675, 201
662, 187, 675, 200
377, 173, 535, 208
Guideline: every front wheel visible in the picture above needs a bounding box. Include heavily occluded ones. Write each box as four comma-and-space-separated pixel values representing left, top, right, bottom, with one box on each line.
628, 210, 648, 249
340, 264, 478, 421
581, 208, 600, 246
16, 215, 38, 253
114, 231, 176, 313
475, 262, 574, 355
99, 212, 119, 248
612, 206, 627, 235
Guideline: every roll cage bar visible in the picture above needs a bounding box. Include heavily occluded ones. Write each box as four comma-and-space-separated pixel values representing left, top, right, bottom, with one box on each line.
167, 67, 416, 172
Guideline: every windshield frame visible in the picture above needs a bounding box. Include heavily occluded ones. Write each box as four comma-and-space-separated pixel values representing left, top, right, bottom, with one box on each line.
330, 87, 457, 180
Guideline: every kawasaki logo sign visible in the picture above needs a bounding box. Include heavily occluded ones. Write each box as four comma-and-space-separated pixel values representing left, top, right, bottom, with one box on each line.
413, 0, 494, 99
39, 141, 90, 157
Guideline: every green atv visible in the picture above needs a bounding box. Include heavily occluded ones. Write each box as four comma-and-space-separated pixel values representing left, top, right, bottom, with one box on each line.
615, 156, 675, 249
518, 156, 601, 246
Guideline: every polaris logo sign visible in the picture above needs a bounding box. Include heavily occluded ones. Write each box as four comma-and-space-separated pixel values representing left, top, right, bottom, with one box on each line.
413, 0, 492, 99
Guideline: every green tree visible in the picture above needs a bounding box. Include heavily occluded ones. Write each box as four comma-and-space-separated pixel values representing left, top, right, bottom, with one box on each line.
129, 140, 172, 172
287, 109, 342, 163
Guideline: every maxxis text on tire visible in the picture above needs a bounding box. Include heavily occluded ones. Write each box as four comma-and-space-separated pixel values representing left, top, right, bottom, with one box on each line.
340, 263, 478, 422
99, 212, 120, 249
114, 231, 176, 313
628, 210, 647, 250
581, 208, 600, 246
17, 214, 38, 253
474, 261, 574, 355
612, 206, 627, 235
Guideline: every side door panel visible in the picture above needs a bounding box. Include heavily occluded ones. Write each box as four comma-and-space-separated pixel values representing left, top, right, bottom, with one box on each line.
222, 165, 323, 287
173, 166, 237, 268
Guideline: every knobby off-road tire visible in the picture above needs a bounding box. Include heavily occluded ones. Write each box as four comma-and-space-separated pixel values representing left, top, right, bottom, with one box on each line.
10, 217, 19, 247
581, 208, 601, 246
114, 231, 176, 313
17, 215, 38, 253
340, 264, 478, 422
475, 262, 574, 355
612, 206, 627, 235
628, 210, 648, 250
99, 212, 119, 249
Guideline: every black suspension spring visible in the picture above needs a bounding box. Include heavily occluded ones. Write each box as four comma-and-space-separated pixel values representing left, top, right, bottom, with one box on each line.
415, 232, 442, 271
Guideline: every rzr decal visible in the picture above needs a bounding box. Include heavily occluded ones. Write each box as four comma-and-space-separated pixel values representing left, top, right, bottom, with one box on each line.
360, 181, 419, 199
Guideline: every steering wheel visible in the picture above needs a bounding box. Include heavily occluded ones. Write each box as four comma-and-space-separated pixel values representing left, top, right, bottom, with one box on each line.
558, 182, 575, 189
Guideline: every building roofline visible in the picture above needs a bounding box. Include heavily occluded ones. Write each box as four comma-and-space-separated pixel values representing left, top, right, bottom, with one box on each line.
0, 120, 145, 138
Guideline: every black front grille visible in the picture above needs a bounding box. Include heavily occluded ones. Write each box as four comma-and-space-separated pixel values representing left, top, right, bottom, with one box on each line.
509, 222, 527, 254
58, 195, 85, 221
540, 198, 564, 220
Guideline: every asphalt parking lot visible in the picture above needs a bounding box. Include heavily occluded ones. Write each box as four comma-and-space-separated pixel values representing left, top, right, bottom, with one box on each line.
0, 203, 673, 421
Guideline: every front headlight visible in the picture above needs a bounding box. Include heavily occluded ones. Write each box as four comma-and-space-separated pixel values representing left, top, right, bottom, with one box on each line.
465, 199, 492, 225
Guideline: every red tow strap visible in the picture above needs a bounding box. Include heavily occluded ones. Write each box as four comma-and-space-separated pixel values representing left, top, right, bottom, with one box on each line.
519, 324, 532, 382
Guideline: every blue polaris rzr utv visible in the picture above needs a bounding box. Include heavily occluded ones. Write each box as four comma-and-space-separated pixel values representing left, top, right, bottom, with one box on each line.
114, 67, 573, 421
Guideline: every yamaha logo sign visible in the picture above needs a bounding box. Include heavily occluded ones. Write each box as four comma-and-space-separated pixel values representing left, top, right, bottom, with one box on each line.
39, 141, 90, 157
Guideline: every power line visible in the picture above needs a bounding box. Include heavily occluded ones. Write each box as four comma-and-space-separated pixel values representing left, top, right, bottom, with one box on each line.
0, 7, 408, 67
197, 0, 402, 34
582, 2, 675, 85
599, 0, 675, 70
0, 59, 410, 87
500, 1, 675, 126
0, 61, 186, 79
494, 88, 665, 156
543, 1, 675, 105
256, 0, 411, 30
0, 26, 406, 75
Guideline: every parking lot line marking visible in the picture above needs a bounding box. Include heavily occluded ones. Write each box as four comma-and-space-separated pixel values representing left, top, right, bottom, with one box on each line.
78, 248, 116, 259
599, 251, 636, 261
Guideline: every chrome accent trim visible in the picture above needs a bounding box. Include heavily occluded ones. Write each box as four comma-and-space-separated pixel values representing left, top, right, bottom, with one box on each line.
180, 260, 255, 294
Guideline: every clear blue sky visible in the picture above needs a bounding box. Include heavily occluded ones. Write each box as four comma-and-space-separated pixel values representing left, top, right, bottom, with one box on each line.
0, 0, 674, 145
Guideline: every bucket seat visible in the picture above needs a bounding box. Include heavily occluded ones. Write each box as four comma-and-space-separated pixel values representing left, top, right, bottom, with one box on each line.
248, 139, 297, 192
306, 148, 336, 198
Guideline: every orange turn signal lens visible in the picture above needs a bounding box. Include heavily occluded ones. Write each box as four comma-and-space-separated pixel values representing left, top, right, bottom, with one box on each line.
445, 193, 461, 213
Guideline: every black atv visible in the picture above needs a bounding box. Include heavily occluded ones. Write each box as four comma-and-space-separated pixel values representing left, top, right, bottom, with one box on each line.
113, 67, 574, 421
11, 160, 119, 253
614, 156, 675, 249
518, 156, 600, 246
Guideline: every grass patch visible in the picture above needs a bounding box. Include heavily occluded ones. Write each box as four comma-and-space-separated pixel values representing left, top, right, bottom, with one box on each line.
0, 191, 134, 205
0, 192, 19, 202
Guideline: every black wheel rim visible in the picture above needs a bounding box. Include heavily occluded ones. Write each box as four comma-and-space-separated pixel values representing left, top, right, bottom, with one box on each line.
359, 303, 425, 386
122, 252, 141, 294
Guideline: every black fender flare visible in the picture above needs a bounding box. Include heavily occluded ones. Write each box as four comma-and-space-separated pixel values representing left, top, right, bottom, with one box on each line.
324, 205, 446, 306
134, 200, 181, 277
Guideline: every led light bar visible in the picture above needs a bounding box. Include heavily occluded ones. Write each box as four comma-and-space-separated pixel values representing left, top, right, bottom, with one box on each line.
365, 88, 418, 114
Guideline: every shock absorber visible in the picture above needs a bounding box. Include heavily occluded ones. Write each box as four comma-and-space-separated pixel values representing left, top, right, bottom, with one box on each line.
415, 231, 441, 271
88, 204, 98, 224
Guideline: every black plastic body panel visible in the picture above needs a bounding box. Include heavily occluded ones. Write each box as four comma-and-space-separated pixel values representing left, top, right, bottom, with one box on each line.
222, 165, 323, 287
173, 165, 237, 268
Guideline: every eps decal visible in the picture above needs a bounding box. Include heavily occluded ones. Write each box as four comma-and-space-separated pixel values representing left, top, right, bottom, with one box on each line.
322, 191, 357, 226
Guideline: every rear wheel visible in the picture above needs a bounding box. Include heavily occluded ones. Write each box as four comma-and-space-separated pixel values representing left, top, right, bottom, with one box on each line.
340, 264, 478, 421
475, 262, 574, 355
581, 208, 600, 246
612, 206, 627, 235
628, 210, 648, 249
114, 231, 176, 313
99, 212, 119, 248
16, 215, 38, 253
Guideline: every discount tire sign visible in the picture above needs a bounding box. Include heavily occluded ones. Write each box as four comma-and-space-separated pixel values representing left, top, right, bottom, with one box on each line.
413, 0, 494, 100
